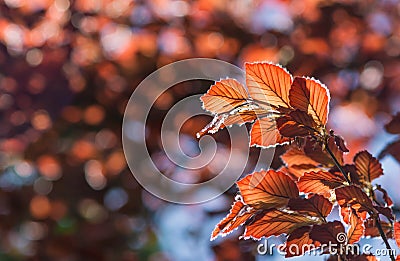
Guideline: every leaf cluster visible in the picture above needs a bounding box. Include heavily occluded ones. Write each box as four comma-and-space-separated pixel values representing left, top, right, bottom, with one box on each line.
199, 62, 400, 260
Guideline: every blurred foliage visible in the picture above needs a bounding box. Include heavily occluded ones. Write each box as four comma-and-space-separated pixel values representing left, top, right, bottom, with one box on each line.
0, 0, 400, 260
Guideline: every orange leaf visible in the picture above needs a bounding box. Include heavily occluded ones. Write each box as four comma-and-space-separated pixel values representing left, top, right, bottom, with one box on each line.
354, 151, 383, 183
246, 62, 293, 109
279, 165, 322, 179
236, 170, 298, 209
250, 118, 290, 148
289, 76, 330, 126
394, 221, 400, 248
200, 78, 249, 113
288, 194, 333, 219
243, 209, 317, 240
285, 226, 319, 257
340, 206, 367, 225
210, 200, 254, 241
297, 171, 345, 196
280, 146, 320, 167
335, 185, 374, 215
347, 209, 365, 244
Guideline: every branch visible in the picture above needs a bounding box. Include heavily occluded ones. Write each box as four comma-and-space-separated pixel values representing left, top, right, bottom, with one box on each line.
324, 140, 351, 184
323, 137, 395, 261
374, 214, 396, 261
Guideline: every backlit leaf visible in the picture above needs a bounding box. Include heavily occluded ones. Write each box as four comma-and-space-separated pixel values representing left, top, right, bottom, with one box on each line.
243, 209, 317, 240
246, 62, 293, 109
280, 146, 320, 167
289, 76, 330, 126
354, 151, 383, 183
347, 209, 365, 244
340, 206, 367, 225
394, 222, 400, 248
211, 200, 254, 241
335, 185, 374, 215
250, 118, 290, 148
236, 170, 298, 209
285, 226, 319, 257
200, 78, 249, 114
297, 171, 345, 196
279, 165, 322, 179
288, 194, 333, 219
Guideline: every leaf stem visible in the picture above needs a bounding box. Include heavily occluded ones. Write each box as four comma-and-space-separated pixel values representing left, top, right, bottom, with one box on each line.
323, 140, 351, 184
374, 214, 396, 261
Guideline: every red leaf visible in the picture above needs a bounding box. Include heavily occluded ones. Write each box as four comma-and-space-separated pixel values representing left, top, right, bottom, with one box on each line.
374, 206, 394, 221
351, 254, 379, 261
236, 170, 298, 209
289, 76, 330, 126
297, 171, 345, 196
200, 78, 249, 114
347, 209, 365, 244
379, 139, 400, 163
326, 136, 344, 166
309, 221, 345, 245
285, 226, 319, 257
374, 185, 393, 207
395, 222, 400, 248
276, 110, 317, 138
335, 185, 374, 215
245, 62, 293, 109
250, 118, 290, 148
364, 218, 392, 238
210, 201, 254, 241
303, 137, 344, 166
354, 151, 383, 183
288, 194, 333, 219
385, 112, 400, 134
243, 209, 317, 240
334, 134, 349, 153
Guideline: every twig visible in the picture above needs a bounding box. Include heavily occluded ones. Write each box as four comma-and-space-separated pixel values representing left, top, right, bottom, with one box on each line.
324, 140, 351, 184
374, 214, 396, 261
323, 138, 395, 261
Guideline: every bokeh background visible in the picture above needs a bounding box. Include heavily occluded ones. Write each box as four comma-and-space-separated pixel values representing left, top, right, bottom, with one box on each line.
1, 0, 400, 260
